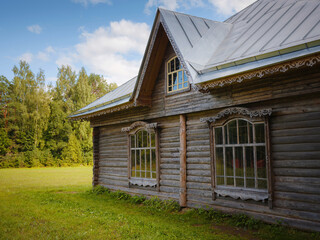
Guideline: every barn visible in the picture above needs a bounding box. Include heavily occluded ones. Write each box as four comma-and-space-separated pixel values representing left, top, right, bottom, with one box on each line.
70, 0, 320, 231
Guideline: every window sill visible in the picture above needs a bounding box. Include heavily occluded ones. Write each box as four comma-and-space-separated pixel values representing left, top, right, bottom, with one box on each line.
129, 178, 157, 187
214, 186, 268, 202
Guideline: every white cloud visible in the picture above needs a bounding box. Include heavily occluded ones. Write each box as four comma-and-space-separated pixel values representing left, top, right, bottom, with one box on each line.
19, 52, 33, 63
27, 24, 42, 34
145, 0, 206, 14
72, 0, 112, 7
145, 0, 179, 14
37, 46, 55, 62
208, 0, 256, 15
74, 19, 150, 85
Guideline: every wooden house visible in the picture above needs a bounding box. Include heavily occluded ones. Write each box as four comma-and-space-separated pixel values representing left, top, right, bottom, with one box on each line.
70, 0, 320, 231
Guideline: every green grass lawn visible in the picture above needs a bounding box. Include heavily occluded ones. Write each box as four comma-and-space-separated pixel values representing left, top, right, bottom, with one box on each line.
0, 167, 318, 240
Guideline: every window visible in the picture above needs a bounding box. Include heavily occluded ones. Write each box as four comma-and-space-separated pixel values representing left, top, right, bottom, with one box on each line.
201, 107, 272, 203
167, 56, 188, 93
214, 119, 267, 190
121, 121, 159, 188
130, 129, 156, 179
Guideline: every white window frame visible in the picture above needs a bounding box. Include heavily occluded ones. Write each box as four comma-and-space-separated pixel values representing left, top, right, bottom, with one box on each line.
166, 56, 189, 93
201, 107, 273, 207
122, 121, 160, 190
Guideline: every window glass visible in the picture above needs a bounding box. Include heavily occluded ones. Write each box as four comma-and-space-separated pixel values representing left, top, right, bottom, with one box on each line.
167, 57, 188, 93
213, 119, 267, 191
238, 120, 248, 144
215, 127, 223, 145
255, 124, 265, 143
130, 129, 157, 180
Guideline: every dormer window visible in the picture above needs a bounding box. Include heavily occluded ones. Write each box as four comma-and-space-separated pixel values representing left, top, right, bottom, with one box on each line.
167, 56, 188, 93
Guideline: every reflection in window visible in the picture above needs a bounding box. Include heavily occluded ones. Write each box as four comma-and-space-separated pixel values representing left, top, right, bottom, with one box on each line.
214, 119, 267, 190
167, 57, 188, 93
130, 129, 156, 179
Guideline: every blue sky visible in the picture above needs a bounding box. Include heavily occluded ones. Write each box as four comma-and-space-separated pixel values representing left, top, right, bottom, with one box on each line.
0, 0, 255, 86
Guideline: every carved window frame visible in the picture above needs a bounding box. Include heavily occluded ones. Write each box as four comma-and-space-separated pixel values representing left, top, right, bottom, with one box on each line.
201, 108, 273, 208
166, 56, 189, 94
121, 121, 160, 191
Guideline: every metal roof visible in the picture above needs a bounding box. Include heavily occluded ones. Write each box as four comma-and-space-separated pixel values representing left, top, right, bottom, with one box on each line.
70, 0, 320, 118
69, 76, 137, 118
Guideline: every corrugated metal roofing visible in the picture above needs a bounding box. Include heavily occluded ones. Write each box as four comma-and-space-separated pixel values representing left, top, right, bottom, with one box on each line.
69, 76, 137, 118
160, 0, 320, 82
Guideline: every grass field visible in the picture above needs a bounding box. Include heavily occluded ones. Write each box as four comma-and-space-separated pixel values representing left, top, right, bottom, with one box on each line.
0, 167, 318, 240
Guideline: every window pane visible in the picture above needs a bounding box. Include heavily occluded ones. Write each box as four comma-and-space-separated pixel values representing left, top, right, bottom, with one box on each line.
249, 123, 253, 143
215, 147, 224, 175
168, 62, 171, 73
171, 60, 174, 72
246, 178, 255, 188
151, 132, 155, 147
227, 177, 234, 186
173, 85, 177, 90
137, 131, 142, 147
224, 126, 228, 144
236, 178, 244, 187
226, 147, 233, 176
178, 71, 182, 83
184, 71, 187, 82
141, 149, 146, 178
214, 127, 223, 145
169, 86, 172, 92
245, 146, 254, 177
131, 135, 135, 148
216, 177, 224, 185
151, 149, 156, 172
238, 120, 248, 144
228, 120, 237, 144
131, 150, 135, 176
143, 131, 148, 147
258, 180, 267, 189
235, 147, 243, 177
175, 57, 180, 70
173, 72, 177, 85
178, 84, 182, 89
152, 172, 156, 179
146, 149, 151, 178
168, 75, 172, 86
255, 123, 265, 143
257, 146, 266, 178
136, 150, 140, 177
183, 82, 188, 88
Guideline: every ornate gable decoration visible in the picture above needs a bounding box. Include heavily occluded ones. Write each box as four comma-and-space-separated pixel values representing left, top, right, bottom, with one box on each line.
200, 107, 272, 123
121, 121, 158, 132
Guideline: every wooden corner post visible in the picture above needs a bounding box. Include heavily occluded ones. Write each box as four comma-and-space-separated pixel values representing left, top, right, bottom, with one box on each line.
179, 114, 187, 207
92, 127, 100, 187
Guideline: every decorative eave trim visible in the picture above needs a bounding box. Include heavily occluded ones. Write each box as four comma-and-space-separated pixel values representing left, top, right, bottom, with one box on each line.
197, 53, 320, 92
70, 102, 135, 121
121, 121, 158, 132
200, 107, 272, 123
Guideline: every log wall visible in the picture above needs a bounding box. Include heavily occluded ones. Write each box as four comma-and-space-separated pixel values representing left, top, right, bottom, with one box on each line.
92, 42, 320, 231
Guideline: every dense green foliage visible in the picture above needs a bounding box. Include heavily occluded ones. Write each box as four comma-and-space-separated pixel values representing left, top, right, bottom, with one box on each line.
0, 167, 318, 240
0, 61, 117, 168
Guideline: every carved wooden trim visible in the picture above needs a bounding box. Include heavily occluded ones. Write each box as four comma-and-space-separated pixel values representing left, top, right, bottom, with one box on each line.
129, 178, 157, 187
198, 54, 320, 91
121, 121, 158, 132
200, 107, 272, 123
